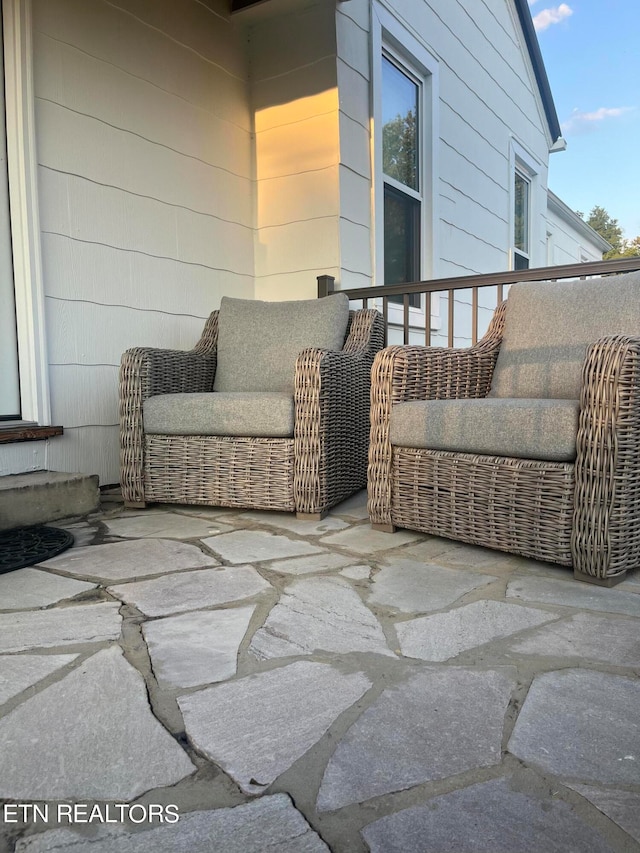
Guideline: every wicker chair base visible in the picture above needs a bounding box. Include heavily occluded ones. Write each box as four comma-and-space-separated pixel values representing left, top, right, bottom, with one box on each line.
389, 447, 575, 565
144, 435, 295, 511
574, 568, 627, 587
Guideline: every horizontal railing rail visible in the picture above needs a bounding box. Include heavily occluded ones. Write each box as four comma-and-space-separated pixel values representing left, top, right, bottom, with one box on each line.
319, 257, 640, 347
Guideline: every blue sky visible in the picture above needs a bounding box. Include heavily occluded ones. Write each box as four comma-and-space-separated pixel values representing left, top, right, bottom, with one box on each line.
530, 0, 640, 240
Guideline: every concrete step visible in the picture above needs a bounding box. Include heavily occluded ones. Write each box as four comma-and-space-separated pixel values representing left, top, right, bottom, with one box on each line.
0, 471, 100, 531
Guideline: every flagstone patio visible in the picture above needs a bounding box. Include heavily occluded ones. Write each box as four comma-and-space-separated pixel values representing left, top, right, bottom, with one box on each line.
1, 489, 639, 852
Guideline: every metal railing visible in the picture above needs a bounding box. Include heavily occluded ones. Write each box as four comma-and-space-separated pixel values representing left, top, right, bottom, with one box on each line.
318, 257, 640, 347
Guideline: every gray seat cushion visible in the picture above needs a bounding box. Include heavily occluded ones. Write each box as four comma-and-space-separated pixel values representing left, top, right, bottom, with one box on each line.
144, 392, 295, 437
489, 271, 640, 399
213, 293, 350, 393
390, 397, 580, 462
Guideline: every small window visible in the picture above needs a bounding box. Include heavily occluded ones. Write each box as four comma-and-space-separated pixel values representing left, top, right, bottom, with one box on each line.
513, 169, 530, 270
382, 55, 421, 306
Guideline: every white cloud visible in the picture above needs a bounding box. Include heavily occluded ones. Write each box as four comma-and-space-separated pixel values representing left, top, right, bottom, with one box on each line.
533, 4, 573, 32
561, 106, 635, 134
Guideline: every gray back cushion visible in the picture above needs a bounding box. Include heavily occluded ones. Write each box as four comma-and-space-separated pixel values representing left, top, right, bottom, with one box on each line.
490, 271, 640, 399
213, 293, 350, 393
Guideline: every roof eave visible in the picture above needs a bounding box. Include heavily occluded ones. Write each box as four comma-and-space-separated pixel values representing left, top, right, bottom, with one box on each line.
512, 0, 562, 145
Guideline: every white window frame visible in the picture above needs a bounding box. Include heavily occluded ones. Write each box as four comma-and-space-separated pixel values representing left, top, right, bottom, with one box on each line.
509, 140, 541, 273
2, 0, 49, 426
372, 3, 439, 330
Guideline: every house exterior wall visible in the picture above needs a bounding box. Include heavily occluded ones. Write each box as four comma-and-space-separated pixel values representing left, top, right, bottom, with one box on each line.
5, 0, 255, 483
546, 195, 607, 265
332, 0, 554, 347
3, 0, 591, 486
251, 2, 341, 301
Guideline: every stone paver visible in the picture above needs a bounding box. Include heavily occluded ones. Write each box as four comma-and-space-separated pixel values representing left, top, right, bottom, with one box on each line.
507, 575, 640, 618
105, 511, 234, 540
508, 668, 640, 785
202, 530, 324, 564
404, 538, 517, 571
143, 605, 256, 687
367, 559, 497, 614
317, 667, 515, 811
0, 646, 195, 799
15, 795, 329, 853
0, 567, 96, 610
238, 511, 350, 536
249, 576, 393, 660
37, 539, 217, 581
108, 566, 271, 617
509, 611, 640, 665
319, 525, 423, 554
568, 784, 640, 844
4, 494, 640, 853
0, 654, 77, 705
267, 552, 355, 576
397, 600, 556, 662
0, 602, 122, 653
339, 564, 371, 580
178, 661, 371, 794
361, 777, 615, 852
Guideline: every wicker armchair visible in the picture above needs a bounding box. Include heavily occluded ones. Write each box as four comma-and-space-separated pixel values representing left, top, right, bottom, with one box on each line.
368, 272, 640, 585
120, 295, 384, 518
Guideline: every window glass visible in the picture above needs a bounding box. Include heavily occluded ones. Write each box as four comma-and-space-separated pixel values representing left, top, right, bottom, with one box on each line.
382, 57, 419, 191
514, 171, 529, 253
384, 185, 420, 286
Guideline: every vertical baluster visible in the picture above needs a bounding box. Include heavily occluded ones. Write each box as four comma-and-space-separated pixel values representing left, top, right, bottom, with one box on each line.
448, 289, 454, 348
471, 286, 478, 345
403, 294, 410, 345
424, 291, 431, 346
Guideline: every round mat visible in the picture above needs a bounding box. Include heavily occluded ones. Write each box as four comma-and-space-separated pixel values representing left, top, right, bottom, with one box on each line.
0, 525, 74, 574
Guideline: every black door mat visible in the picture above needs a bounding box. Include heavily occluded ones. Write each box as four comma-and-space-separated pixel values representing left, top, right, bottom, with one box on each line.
0, 525, 74, 574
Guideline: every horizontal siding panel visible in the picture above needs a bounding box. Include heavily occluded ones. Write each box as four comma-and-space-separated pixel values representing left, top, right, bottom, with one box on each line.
41, 233, 252, 313
256, 218, 340, 277
439, 140, 507, 220
39, 169, 177, 259
257, 167, 340, 229
438, 184, 509, 251
35, 100, 252, 225
34, 0, 250, 129
254, 268, 340, 302
440, 220, 508, 274
49, 364, 119, 427
0, 443, 48, 477
337, 9, 370, 79
255, 113, 340, 181
440, 103, 508, 185
46, 300, 207, 365
35, 0, 248, 83
340, 219, 372, 277
339, 270, 372, 291
47, 424, 119, 485
39, 169, 254, 276
338, 0, 369, 31
34, 34, 252, 177
337, 60, 370, 130
250, 4, 336, 82
253, 58, 338, 133
339, 167, 371, 228
176, 208, 253, 276
339, 113, 371, 180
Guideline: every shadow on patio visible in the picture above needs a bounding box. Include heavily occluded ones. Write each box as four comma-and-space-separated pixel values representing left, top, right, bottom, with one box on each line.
0, 487, 639, 852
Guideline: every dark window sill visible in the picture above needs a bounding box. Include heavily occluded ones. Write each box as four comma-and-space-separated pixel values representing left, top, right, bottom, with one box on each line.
0, 425, 63, 444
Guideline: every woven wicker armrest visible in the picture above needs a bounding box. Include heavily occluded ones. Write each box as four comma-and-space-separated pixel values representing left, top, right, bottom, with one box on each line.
119, 312, 219, 505
293, 313, 382, 515
573, 334, 640, 581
